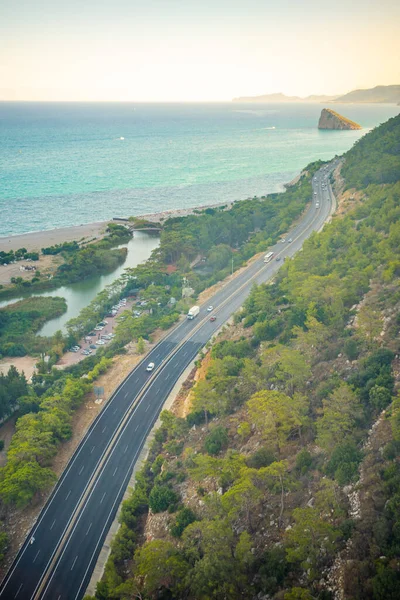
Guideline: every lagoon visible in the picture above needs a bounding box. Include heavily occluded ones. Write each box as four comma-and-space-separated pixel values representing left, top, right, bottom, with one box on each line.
0, 231, 160, 336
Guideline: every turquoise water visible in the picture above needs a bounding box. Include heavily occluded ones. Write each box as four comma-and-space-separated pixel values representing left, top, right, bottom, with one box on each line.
0, 102, 398, 237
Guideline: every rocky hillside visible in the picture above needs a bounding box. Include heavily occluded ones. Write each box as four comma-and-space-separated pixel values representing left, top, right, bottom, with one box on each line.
318, 108, 362, 130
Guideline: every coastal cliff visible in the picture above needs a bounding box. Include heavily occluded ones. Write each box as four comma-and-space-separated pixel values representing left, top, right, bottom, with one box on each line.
318, 108, 362, 130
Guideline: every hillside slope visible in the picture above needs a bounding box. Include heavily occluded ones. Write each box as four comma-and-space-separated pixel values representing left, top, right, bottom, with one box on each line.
89, 115, 400, 600
334, 84, 400, 104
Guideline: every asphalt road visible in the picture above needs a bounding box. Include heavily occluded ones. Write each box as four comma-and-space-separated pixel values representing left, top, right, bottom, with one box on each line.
0, 161, 338, 600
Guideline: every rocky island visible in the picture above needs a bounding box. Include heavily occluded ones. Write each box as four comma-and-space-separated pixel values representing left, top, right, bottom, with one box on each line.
318, 108, 362, 130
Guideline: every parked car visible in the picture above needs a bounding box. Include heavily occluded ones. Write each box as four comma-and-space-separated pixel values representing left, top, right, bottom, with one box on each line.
87, 331, 96, 337
146, 362, 155, 372
96, 340, 105, 345
89, 344, 97, 350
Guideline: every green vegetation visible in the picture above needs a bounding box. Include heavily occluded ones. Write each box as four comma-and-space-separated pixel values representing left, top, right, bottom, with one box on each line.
92, 114, 400, 599
0, 366, 28, 421
0, 224, 132, 300
0, 247, 39, 265
0, 296, 67, 357
41, 241, 79, 255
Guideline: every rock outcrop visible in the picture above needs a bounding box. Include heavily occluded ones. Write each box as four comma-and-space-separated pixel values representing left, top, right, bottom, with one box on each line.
318, 108, 362, 130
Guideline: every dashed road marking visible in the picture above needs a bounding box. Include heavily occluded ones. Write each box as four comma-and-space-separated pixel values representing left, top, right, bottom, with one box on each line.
33, 550, 40, 564
100, 492, 106, 504
50, 519, 56, 530
78, 465, 84, 475
14, 583, 23, 598
86, 523, 92, 536
65, 490, 71, 501
113, 467, 118, 477
71, 555, 78, 571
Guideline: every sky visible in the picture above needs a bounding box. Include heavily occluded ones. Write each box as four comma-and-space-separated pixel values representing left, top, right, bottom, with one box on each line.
1, 0, 399, 102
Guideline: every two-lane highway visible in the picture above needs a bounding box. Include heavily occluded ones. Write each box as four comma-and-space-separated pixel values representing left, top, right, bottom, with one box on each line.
0, 161, 338, 600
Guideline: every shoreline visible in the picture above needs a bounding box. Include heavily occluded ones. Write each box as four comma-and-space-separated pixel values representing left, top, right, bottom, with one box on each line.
0, 200, 236, 252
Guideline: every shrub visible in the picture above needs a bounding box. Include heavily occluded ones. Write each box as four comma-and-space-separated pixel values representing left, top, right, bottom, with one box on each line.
295, 449, 313, 474
246, 447, 276, 469
204, 426, 229, 455
344, 338, 359, 360
326, 441, 363, 485
148, 485, 179, 513
170, 507, 197, 537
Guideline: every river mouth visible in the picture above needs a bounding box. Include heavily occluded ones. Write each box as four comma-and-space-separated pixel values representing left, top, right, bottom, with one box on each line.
0, 231, 160, 337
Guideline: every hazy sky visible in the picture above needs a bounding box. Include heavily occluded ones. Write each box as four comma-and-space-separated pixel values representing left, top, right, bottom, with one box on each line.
1, 0, 399, 101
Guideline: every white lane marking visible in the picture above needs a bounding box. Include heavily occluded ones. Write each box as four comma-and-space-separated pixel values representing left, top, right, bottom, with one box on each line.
183, 351, 188, 357
78, 465, 84, 475
71, 555, 78, 571
135, 425, 139, 431
165, 374, 170, 380
100, 492, 106, 504
155, 388, 160, 394
124, 392, 129, 398
124, 445, 128, 454
50, 519, 56, 530
65, 490, 71, 501
33, 549, 40, 564
145, 404, 150, 412
113, 408, 118, 414
90, 446, 95, 454
86, 523, 92, 536
113, 467, 118, 477
101, 427, 106, 434
135, 377, 140, 383
14, 583, 23, 598
57, 596, 61, 600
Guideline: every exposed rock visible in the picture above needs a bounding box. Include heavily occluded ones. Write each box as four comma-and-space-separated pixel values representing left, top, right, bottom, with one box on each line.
318, 108, 362, 130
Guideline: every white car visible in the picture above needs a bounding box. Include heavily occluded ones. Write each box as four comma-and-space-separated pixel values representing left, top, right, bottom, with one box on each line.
146, 362, 155, 372
96, 339, 106, 345
207, 306, 213, 312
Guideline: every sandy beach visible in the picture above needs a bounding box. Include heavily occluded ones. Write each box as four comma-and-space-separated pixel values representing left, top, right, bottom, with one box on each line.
0, 201, 234, 252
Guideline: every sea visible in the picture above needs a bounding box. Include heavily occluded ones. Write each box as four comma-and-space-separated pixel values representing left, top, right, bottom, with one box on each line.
1, 102, 399, 238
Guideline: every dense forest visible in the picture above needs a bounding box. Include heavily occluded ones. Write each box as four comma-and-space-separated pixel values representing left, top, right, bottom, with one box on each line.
86, 114, 400, 599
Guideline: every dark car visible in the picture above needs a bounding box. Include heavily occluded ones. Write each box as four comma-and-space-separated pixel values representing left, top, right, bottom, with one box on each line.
90, 344, 97, 350
210, 316, 217, 322
276, 256, 281, 261
87, 331, 96, 337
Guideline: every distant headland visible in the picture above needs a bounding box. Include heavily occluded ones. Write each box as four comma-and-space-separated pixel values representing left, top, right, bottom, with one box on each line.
232, 84, 400, 105
232, 92, 338, 103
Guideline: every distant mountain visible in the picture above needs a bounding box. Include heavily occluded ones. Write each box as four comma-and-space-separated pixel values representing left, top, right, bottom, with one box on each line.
333, 85, 400, 104
232, 92, 338, 103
